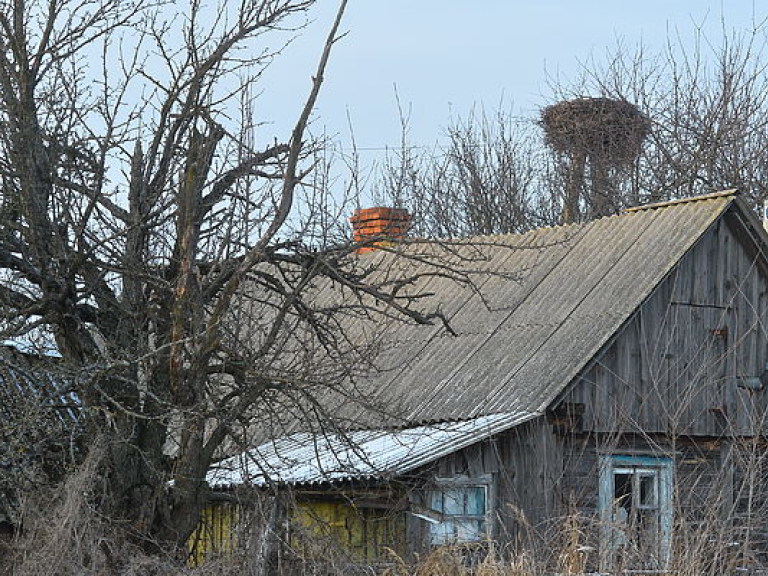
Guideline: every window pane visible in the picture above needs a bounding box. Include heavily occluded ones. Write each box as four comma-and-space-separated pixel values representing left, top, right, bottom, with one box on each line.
465, 487, 486, 515
614, 473, 632, 500
454, 519, 484, 541
601, 456, 673, 572
638, 473, 657, 508
442, 490, 463, 515
430, 490, 443, 513
431, 521, 454, 545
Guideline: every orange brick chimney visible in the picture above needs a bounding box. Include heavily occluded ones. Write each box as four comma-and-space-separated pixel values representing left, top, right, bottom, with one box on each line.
350, 207, 411, 253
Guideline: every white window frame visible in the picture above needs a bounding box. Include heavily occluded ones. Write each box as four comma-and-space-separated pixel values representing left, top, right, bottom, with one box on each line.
426, 474, 493, 546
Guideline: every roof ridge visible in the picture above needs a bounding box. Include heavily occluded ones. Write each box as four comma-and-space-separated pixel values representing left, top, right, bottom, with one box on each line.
624, 189, 737, 213
406, 191, 736, 248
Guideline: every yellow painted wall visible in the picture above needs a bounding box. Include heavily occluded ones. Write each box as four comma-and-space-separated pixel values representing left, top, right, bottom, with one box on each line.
187, 501, 239, 566
188, 494, 407, 566
291, 499, 407, 563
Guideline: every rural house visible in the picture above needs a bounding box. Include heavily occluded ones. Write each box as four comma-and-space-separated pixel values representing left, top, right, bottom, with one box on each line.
197, 191, 768, 574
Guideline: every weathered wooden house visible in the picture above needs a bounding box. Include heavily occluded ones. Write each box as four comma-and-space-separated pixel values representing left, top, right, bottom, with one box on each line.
201, 191, 768, 573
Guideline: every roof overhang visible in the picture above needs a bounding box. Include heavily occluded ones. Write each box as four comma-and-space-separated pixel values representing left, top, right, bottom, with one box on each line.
207, 411, 537, 488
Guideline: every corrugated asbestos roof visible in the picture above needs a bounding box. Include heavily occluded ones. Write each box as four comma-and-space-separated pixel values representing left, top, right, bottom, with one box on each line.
219, 192, 743, 486
207, 411, 535, 487
0, 346, 79, 423
338, 191, 736, 424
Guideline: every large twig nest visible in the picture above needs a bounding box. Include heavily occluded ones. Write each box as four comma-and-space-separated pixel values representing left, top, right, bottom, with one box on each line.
541, 98, 650, 165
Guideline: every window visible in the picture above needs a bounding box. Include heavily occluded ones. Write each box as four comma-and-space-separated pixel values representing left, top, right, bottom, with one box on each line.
427, 476, 491, 545
598, 455, 673, 573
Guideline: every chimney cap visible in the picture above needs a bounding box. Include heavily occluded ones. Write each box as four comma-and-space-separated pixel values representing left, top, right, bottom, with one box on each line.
350, 206, 410, 223
350, 206, 411, 253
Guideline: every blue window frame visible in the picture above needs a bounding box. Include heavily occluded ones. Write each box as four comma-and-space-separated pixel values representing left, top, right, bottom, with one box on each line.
428, 475, 492, 545
598, 455, 673, 573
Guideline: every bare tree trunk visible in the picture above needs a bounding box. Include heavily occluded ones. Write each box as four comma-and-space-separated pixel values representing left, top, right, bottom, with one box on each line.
563, 151, 586, 224
590, 158, 611, 218
249, 495, 285, 576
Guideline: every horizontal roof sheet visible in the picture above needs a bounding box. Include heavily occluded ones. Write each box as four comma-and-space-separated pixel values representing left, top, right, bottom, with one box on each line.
208, 411, 536, 487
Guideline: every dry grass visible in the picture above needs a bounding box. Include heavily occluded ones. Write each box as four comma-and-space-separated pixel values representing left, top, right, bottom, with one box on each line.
381, 544, 538, 576
4, 500, 767, 576
1, 439, 252, 576
4, 438, 768, 576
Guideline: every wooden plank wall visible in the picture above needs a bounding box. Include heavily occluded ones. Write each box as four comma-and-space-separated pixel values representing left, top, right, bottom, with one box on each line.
562, 217, 768, 437
187, 500, 240, 565
290, 498, 406, 565
730, 438, 768, 554
403, 418, 564, 554
409, 429, 738, 560
493, 418, 564, 545
555, 433, 738, 571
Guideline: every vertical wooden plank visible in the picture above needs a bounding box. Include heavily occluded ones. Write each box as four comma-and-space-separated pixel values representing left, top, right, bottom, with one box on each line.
597, 454, 612, 573
720, 439, 734, 524
658, 459, 674, 569
467, 444, 484, 477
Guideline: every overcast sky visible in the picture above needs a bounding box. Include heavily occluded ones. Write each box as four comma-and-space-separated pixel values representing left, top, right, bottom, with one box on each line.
253, 1, 768, 160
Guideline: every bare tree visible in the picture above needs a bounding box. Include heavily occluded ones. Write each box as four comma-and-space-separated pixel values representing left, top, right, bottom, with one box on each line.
374, 107, 540, 239
548, 25, 768, 209
377, 24, 768, 237
0, 0, 450, 566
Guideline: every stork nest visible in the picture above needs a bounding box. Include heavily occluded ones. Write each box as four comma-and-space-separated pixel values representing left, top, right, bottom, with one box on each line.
541, 97, 650, 164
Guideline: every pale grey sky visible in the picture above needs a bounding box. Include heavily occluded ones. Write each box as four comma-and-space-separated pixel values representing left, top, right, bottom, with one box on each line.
253, 1, 768, 157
